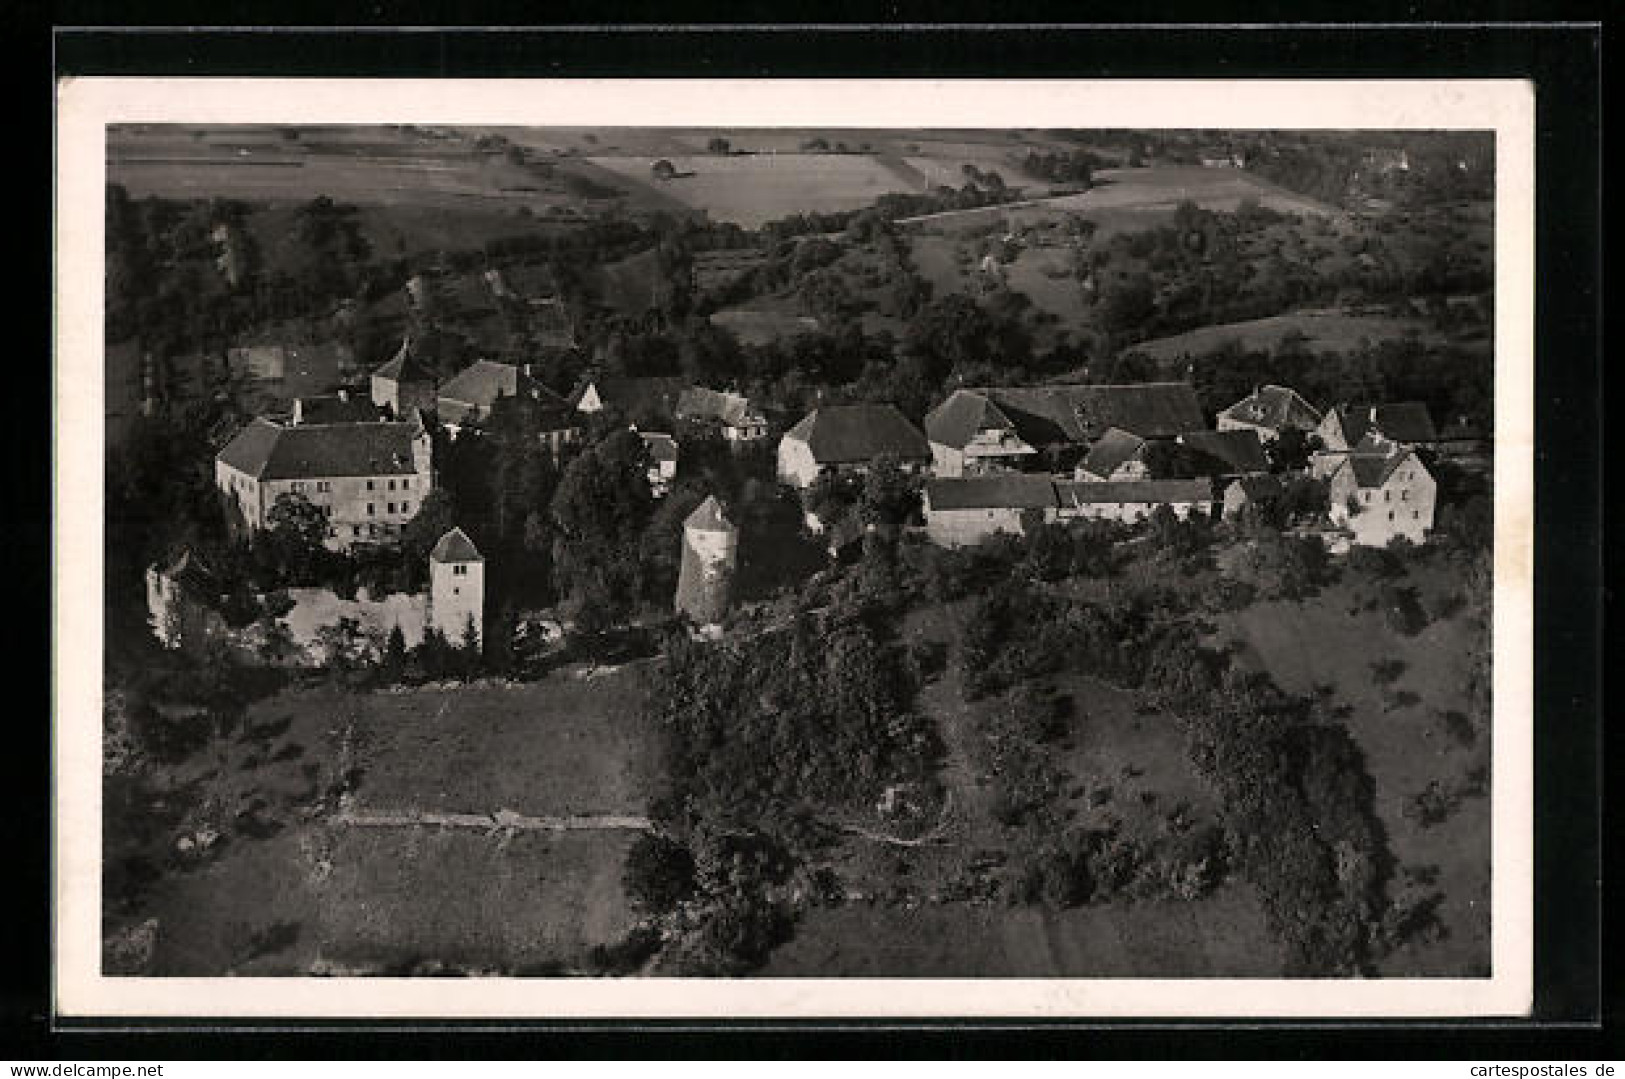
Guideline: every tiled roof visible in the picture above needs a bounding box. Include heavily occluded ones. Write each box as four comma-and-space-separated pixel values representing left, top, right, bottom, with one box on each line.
925, 475, 1059, 511
438, 361, 569, 421
1218, 384, 1321, 430
292, 394, 383, 426
931, 382, 1206, 448
685, 495, 736, 533
1344, 450, 1410, 489
1080, 427, 1147, 478
924, 390, 1017, 447
1181, 428, 1269, 474
784, 404, 931, 465
217, 417, 424, 480
676, 386, 762, 428
430, 527, 484, 563
1333, 402, 1438, 445
1054, 478, 1214, 506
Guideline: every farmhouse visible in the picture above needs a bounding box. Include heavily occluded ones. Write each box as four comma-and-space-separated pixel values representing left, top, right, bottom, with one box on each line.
1216, 384, 1322, 443
922, 475, 1058, 548
776, 404, 932, 488
216, 412, 434, 550
437, 360, 581, 455
573, 375, 690, 426
925, 382, 1207, 477
675, 386, 769, 443
1317, 402, 1438, 452
1051, 479, 1215, 524
1075, 428, 1149, 482
1325, 436, 1437, 547
370, 336, 438, 417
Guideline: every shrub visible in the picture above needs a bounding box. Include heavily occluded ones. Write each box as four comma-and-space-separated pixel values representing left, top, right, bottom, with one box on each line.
1404, 781, 1460, 828
622, 833, 697, 912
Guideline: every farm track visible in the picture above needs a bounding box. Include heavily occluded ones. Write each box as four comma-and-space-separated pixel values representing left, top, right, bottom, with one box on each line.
330, 807, 653, 833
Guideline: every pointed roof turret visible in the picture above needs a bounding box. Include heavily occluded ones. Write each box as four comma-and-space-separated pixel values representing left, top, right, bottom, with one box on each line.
429, 527, 484, 564
684, 495, 736, 534
374, 335, 435, 384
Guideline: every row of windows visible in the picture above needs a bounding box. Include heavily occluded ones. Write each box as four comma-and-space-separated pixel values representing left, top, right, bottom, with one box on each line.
365, 501, 412, 516
291, 477, 413, 494
1362, 489, 1415, 502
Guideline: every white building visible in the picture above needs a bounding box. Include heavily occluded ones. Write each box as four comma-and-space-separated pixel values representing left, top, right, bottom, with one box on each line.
776, 404, 931, 488
1326, 439, 1437, 547
427, 527, 485, 645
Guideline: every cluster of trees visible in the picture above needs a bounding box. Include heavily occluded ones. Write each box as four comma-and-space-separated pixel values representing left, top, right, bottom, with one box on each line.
1020, 148, 1101, 185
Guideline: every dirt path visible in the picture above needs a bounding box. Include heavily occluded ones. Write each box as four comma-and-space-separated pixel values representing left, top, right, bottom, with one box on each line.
330, 808, 652, 833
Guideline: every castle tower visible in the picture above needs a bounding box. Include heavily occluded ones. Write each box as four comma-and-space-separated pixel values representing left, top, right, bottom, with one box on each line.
674, 496, 738, 628
371, 335, 438, 417
428, 527, 485, 646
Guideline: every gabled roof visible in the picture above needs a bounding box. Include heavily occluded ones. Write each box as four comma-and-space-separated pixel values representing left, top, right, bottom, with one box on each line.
684, 495, 736, 534
1054, 478, 1214, 505
676, 386, 762, 428
1218, 384, 1322, 430
1332, 402, 1438, 445
217, 417, 425, 480
1227, 473, 1285, 502
924, 389, 1018, 448
373, 336, 435, 384
784, 404, 932, 464
1343, 449, 1413, 489
438, 361, 569, 412
578, 376, 690, 418
292, 394, 382, 426
925, 475, 1059, 511
931, 382, 1206, 448
155, 547, 215, 590
1181, 428, 1269, 474
430, 527, 484, 563
1080, 427, 1147, 478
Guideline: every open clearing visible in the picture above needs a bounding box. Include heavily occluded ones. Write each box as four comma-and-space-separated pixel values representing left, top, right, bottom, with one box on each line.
124, 671, 659, 975
1210, 566, 1491, 976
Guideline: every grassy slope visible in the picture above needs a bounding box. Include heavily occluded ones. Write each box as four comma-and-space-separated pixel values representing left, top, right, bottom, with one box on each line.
1123, 310, 1446, 361
130, 670, 658, 975
1208, 566, 1491, 976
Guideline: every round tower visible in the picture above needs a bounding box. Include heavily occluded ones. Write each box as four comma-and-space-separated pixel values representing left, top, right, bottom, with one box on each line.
674, 495, 738, 627
428, 527, 485, 647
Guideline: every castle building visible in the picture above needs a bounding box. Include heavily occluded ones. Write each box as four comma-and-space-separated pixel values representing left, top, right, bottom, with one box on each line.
674, 496, 738, 627
370, 336, 439, 417
427, 527, 485, 646
215, 411, 434, 550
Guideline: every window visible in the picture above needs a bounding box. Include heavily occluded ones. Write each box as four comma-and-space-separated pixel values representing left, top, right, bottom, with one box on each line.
1363, 491, 1371, 502
292, 481, 306, 493
387, 502, 395, 514
367, 503, 375, 515
1388, 511, 1395, 521
316, 481, 331, 493
1384, 490, 1391, 502
366, 480, 376, 491
1413, 511, 1420, 520
401, 500, 411, 514
352, 525, 361, 537
388, 479, 396, 492
402, 478, 411, 490
453, 564, 468, 577
1401, 490, 1410, 501
453, 587, 460, 595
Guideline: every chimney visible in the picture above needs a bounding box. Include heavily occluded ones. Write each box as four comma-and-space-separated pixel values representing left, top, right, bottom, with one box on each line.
1368, 406, 1378, 423
337, 388, 349, 403
292, 398, 304, 426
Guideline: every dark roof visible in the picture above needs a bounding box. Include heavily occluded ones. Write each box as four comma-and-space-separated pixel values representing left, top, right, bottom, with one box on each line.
582, 376, 690, 419
1055, 478, 1214, 505
1181, 429, 1269, 474
784, 404, 932, 464
1080, 427, 1147, 478
684, 495, 736, 533
217, 417, 424, 480
1334, 402, 1438, 445
925, 475, 1059, 511
438, 361, 570, 421
932, 382, 1206, 448
924, 390, 1019, 448
373, 336, 435, 384
292, 394, 383, 426
155, 548, 215, 591
676, 386, 762, 428
1228, 473, 1285, 502
430, 527, 484, 563
1344, 450, 1411, 489
1218, 384, 1322, 430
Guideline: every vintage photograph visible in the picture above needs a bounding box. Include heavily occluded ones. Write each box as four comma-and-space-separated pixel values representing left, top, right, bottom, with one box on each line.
53, 77, 1536, 1018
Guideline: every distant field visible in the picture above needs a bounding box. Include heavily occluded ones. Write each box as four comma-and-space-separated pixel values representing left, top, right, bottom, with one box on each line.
588, 154, 922, 227
709, 305, 822, 346
1211, 569, 1491, 977
1123, 310, 1445, 361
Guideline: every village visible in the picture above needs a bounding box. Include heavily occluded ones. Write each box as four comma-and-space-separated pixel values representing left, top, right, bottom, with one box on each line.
104, 124, 1496, 982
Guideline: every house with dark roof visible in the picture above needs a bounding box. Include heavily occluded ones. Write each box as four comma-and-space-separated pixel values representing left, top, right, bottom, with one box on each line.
675, 386, 769, 443
925, 382, 1207, 477
1052, 479, 1215, 524
1325, 435, 1436, 546
437, 360, 581, 454
214, 413, 434, 550
1318, 402, 1438, 451
637, 430, 680, 496
573, 376, 690, 426
1179, 428, 1270, 478
1075, 427, 1150, 482
776, 404, 932, 488
1221, 473, 1286, 520
1216, 384, 1322, 443
370, 336, 438, 416
923, 475, 1058, 548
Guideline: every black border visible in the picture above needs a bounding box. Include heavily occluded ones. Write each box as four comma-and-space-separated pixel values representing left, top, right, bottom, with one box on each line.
18, 17, 1609, 1059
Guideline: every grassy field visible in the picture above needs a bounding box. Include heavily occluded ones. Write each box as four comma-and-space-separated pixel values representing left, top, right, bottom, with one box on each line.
1122, 309, 1446, 362
119, 670, 660, 975
1209, 565, 1491, 976
709, 304, 822, 346
587, 153, 924, 228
